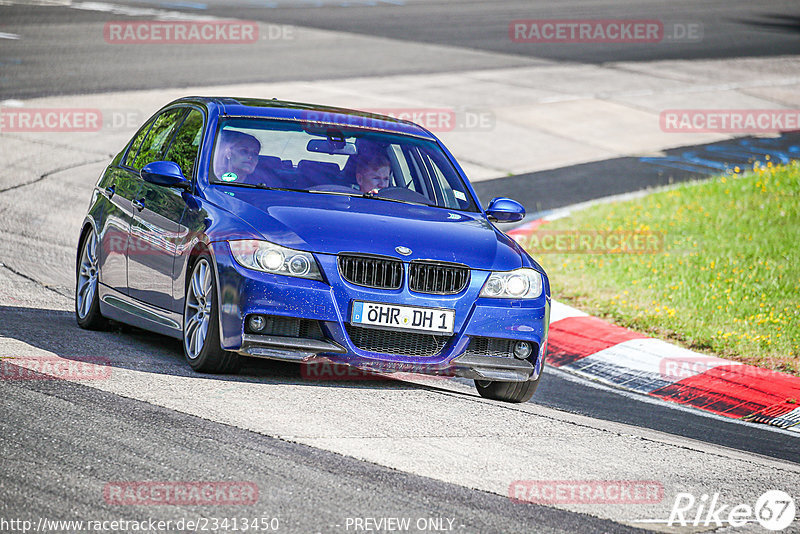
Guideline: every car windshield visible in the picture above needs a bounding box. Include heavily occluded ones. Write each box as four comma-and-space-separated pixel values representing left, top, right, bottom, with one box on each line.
210, 117, 478, 212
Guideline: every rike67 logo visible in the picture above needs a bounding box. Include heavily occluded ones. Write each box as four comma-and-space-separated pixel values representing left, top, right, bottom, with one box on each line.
660, 490, 796, 530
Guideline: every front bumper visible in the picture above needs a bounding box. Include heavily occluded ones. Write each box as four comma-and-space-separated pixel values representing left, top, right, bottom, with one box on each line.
212, 242, 550, 382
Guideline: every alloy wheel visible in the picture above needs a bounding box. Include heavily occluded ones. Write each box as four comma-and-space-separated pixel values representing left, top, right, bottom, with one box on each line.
76, 231, 99, 319
184, 259, 213, 359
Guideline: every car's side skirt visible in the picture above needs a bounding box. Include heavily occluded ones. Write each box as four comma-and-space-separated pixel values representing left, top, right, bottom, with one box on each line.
98, 284, 183, 340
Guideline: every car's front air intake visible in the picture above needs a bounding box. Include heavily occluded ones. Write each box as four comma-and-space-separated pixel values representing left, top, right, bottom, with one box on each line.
338, 254, 403, 290
345, 324, 450, 357
244, 315, 325, 339
409, 261, 470, 295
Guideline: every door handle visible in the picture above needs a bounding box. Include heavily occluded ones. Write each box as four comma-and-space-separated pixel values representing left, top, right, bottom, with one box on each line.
133, 198, 145, 212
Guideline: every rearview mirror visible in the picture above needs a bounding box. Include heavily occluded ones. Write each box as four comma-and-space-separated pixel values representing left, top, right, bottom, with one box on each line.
307, 139, 357, 155
140, 161, 190, 189
485, 197, 525, 223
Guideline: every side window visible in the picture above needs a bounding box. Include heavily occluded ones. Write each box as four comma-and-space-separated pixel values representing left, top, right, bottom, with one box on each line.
131, 109, 186, 171
123, 117, 155, 168
164, 109, 204, 180
420, 150, 469, 210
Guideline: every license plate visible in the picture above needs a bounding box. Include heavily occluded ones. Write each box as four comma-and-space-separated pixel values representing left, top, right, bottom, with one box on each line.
351, 301, 455, 334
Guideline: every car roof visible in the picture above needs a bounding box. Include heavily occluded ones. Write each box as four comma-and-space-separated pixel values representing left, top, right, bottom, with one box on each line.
170, 96, 438, 141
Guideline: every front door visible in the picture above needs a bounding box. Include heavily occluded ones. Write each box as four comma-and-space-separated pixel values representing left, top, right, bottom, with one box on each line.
125, 107, 187, 310
128, 108, 205, 312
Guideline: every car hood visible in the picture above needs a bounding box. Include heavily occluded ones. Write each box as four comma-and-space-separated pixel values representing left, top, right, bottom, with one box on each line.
207, 188, 523, 271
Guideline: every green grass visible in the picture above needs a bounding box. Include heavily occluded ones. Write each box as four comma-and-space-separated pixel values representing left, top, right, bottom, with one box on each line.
522, 160, 800, 375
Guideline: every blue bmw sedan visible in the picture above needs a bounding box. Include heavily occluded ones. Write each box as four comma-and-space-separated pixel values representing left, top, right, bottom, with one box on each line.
76, 97, 550, 402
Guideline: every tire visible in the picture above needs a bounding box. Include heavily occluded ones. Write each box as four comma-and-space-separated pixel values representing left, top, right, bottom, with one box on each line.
474, 374, 541, 403
75, 228, 109, 330
183, 253, 240, 374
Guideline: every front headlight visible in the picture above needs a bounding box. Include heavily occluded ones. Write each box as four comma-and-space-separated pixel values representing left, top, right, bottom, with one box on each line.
229, 240, 322, 281
480, 268, 542, 299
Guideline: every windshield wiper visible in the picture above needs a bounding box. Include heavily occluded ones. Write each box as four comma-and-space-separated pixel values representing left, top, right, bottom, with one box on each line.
214, 182, 307, 193
367, 195, 435, 208
305, 190, 364, 198
247, 183, 309, 193
306, 189, 434, 207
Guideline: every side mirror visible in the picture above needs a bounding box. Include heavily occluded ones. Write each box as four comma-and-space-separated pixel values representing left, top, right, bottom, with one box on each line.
485, 197, 526, 223
140, 161, 190, 190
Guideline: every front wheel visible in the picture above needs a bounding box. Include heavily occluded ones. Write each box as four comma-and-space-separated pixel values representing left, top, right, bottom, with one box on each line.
183, 254, 240, 374
474, 374, 541, 403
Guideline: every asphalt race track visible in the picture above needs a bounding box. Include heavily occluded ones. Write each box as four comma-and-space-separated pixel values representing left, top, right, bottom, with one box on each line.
1, 1, 800, 532
3, 356, 639, 534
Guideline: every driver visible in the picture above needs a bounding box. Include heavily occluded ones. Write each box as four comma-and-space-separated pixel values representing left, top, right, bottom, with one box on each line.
355, 152, 392, 194
213, 130, 261, 182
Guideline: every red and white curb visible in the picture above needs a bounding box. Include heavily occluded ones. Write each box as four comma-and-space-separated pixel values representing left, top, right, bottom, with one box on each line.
509, 222, 800, 433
